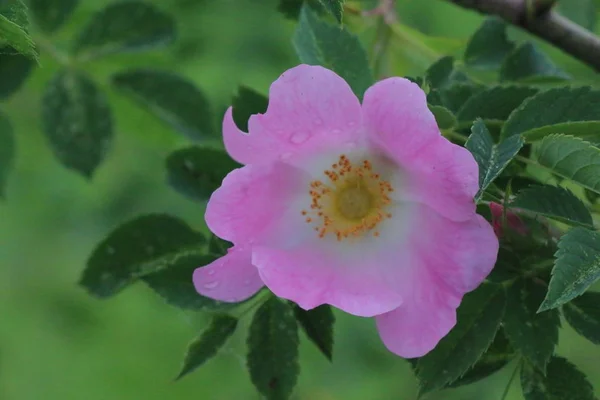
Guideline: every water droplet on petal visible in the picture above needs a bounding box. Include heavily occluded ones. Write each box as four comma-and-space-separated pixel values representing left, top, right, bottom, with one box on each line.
244, 279, 251, 286
276, 129, 285, 137
207, 269, 215, 276
280, 152, 292, 161
203, 281, 220, 290
348, 121, 356, 128
345, 141, 357, 148
290, 132, 309, 144
332, 128, 342, 135
314, 118, 323, 125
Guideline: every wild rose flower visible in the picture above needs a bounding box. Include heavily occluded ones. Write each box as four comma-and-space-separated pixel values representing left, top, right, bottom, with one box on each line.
193, 65, 499, 358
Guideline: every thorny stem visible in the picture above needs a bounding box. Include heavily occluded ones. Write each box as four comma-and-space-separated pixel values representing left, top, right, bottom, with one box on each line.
500, 359, 522, 400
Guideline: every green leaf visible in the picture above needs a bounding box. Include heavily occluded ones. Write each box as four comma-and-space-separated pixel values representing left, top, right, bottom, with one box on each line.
0, 0, 36, 58
232, 86, 268, 132
277, 0, 323, 19
142, 254, 231, 311
0, 112, 14, 198
416, 283, 506, 395
448, 329, 516, 388
72, 1, 175, 59
293, 304, 335, 361
293, 5, 372, 98
464, 17, 515, 70
428, 105, 456, 131
112, 69, 212, 140
429, 83, 483, 114
425, 56, 468, 90
166, 147, 240, 202
500, 42, 570, 82
503, 279, 560, 372
248, 297, 300, 400
522, 121, 600, 143
42, 70, 113, 178
465, 119, 524, 202
511, 185, 593, 229
521, 356, 597, 400
176, 315, 238, 380
563, 291, 600, 345
456, 86, 538, 123
80, 214, 206, 298
558, 0, 596, 31
539, 227, 600, 311
208, 234, 232, 257
534, 135, 600, 194
319, 0, 343, 23
28, 0, 78, 34
502, 87, 600, 140
0, 48, 34, 99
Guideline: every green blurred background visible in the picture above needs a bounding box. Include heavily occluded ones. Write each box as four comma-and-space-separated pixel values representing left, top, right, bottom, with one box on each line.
1, 0, 600, 399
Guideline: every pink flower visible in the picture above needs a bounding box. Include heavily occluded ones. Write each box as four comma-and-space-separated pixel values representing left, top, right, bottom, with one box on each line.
489, 202, 529, 238
193, 65, 498, 358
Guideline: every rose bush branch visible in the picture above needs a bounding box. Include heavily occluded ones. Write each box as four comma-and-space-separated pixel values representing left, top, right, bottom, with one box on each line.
444, 0, 600, 71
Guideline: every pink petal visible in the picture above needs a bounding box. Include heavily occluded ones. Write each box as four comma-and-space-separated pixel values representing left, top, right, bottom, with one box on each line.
193, 246, 264, 302
223, 64, 363, 165
205, 162, 310, 244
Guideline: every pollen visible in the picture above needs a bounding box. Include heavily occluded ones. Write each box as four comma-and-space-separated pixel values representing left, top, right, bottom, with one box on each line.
301, 154, 394, 241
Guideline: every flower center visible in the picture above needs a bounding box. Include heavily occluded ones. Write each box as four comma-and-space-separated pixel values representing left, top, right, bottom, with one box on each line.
301, 154, 394, 241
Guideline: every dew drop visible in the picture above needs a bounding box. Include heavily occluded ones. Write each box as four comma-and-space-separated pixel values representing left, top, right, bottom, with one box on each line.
203, 281, 220, 289
244, 279, 251, 286
207, 269, 215, 276
314, 118, 323, 125
280, 152, 292, 161
290, 132, 309, 144
347, 121, 357, 127
345, 141, 357, 148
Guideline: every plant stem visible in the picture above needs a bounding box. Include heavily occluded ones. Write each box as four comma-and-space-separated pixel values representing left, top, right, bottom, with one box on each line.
500, 360, 521, 400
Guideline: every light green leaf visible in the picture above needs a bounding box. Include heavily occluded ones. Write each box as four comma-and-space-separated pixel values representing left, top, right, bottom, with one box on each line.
502, 87, 600, 140
0, 48, 34, 99
80, 214, 206, 298
456, 86, 538, 123
248, 297, 300, 400
523, 121, 600, 143
293, 304, 335, 361
293, 5, 372, 98
539, 227, 600, 311
500, 42, 570, 82
503, 279, 560, 372
521, 356, 597, 400
28, 0, 78, 34
558, 0, 596, 31
232, 86, 268, 132
0, 0, 36, 58
563, 291, 600, 345
465, 119, 524, 202
416, 283, 506, 395
534, 135, 600, 194
511, 185, 593, 229
143, 254, 231, 311
72, 1, 175, 59
319, 0, 343, 23
464, 17, 515, 70
166, 147, 240, 202
112, 69, 213, 140
0, 112, 14, 198
429, 105, 456, 131
176, 315, 238, 380
42, 70, 113, 178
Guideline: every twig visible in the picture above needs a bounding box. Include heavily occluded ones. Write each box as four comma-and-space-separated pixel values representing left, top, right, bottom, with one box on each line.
445, 0, 600, 71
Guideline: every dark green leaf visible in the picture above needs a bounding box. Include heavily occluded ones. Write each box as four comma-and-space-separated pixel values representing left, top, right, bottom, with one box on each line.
0, 48, 34, 99
563, 291, 600, 344
166, 146, 240, 202
80, 214, 206, 298
293, 5, 372, 98
0, 0, 36, 58
208, 234, 232, 257
277, 0, 323, 19
319, 0, 343, 23
521, 356, 597, 400
248, 297, 299, 400
428, 83, 483, 114
232, 86, 268, 132
456, 86, 538, 123
503, 279, 560, 372
558, 0, 596, 31
176, 315, 238, 380
428, 105, 456, 131
0, 112, 14, 198
42, 70, 113, 178
465, 119, 524, 202
534, 135, 600, 194
500, 42, 570, 82
539, 227, 600, 311
522, 121, 600, 143
502, 87, 600, 140
28, 0, 78, 33
425, 56, 468, 90
448, 329, 516, 388
112, 69, 212, 140
511, 185, 593, 229
72, 1, 175, 58
464, 17, 515, 70
416, 283, 506, 395
143, 254, 231, 311
293, 304, 334, 361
